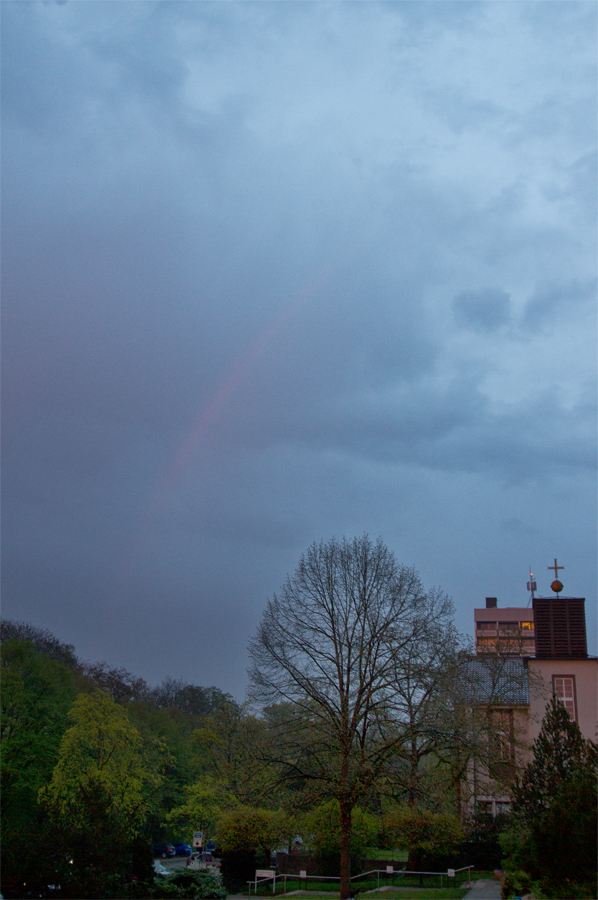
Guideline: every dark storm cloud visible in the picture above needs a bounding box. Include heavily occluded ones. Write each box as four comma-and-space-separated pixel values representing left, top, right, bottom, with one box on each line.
2, 1, 596, 694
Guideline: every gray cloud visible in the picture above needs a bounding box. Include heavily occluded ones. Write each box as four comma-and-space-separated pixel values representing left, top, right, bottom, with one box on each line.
452, 288, 512, 332
2, 1, 596, 694
522, 278, 597, 331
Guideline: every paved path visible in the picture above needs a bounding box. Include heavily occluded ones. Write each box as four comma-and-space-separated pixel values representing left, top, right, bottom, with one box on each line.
463, 878, 502, 900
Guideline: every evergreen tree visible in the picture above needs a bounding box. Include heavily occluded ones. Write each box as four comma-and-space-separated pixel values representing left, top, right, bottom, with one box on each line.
501, 697, 597, 899
511, 696, 590, 820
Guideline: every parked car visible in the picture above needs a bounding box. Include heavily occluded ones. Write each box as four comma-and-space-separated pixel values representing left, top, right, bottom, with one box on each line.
173, 842, 192, 857
152, 842, 176, 858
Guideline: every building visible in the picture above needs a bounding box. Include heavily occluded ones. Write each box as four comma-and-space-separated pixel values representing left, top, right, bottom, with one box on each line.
474, 597, 535, 656
464, 565, 597, 816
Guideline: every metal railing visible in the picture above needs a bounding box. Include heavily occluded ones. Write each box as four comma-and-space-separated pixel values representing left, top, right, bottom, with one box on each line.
248, 864, 474, 895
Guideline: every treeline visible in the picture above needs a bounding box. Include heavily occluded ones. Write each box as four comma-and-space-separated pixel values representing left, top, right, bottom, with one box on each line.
1, 618, 233, 712
1, 614, 480, 899
0, 618, 255, 899
0, 612, 500, 899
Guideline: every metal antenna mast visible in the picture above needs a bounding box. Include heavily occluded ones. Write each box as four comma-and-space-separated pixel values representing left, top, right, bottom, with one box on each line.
526, 567, 536, 606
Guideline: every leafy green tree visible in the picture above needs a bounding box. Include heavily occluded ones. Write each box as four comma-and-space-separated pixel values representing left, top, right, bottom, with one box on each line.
165, 775, 236, 837
1, 640, 77, 898
191, 702, 274, 805
126, 698, 200, 840
216, 805, 289, 856
216, 805, 290, 890
151, 677, 234, 718
1, 640, 77, 815
80, 659, 151, 702
302, 800, 377, 874
42, 690, 164, 831
1, 618, 79, 668
302, 800, 377, 854
500, 698, 597, 899
382, 805, 463, 870
40, 690, 166, 896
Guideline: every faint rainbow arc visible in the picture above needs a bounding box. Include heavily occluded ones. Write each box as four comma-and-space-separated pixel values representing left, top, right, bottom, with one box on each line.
114, 261, 334, 603
153, 261, 335, 506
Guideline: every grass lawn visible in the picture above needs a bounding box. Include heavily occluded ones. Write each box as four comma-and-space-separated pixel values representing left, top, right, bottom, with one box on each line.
248, 872, 475, 899
262, 875, 473, 892
246, 892, 469, 900
362, 849, 409, 863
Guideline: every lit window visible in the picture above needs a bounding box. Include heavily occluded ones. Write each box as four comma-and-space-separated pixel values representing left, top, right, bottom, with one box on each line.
553, 676, 576, 720
477, 637, 497, 648
521, 621, 534, 631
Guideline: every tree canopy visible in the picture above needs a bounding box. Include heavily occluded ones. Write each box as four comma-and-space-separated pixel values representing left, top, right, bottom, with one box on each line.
248, 534, 456, 898
42, 690, 165, 834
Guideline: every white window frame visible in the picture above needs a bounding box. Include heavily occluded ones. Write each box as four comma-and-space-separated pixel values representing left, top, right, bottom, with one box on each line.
553, 675, 577, 721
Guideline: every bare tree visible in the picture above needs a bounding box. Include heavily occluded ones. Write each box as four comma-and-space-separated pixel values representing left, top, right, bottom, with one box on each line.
388, 586, 459, 809
248, 535, 455, 899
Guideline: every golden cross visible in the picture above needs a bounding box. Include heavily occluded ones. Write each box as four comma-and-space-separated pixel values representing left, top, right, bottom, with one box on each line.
548, 558, 564, 578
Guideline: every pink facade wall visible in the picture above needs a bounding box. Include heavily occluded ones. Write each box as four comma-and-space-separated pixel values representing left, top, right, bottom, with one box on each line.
528, 658, 598, 743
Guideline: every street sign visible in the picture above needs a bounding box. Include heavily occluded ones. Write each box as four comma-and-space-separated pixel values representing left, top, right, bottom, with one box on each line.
193, 831, 203, 849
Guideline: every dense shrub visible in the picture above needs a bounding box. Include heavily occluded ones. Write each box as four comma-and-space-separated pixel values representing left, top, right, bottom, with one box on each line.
153, 871, 227, 899
219, 849, 257, 893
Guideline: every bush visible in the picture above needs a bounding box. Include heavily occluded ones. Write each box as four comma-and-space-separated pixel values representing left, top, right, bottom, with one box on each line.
382, 806, 463, 870
462, 810, 510, 870
220, 849, 257, 893
152, 871, 227, 899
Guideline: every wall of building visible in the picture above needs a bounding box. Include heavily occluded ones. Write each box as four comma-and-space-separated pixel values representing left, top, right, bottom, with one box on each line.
527, 657, 598, 743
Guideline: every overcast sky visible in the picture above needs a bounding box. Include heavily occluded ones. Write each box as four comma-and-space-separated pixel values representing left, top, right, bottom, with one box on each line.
3, 1, 596, 699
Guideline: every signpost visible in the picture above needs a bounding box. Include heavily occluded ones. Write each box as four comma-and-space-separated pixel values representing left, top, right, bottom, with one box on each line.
255, 869, 276, 893
193, 831, 203, 850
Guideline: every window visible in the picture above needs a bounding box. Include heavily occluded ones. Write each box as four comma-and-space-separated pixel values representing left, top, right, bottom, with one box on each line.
477, 801, 493, 814
553, 676, 576, 720
492, 710, 514, 761
477, 621, 497, 630
495, 801, 511, 816
520, 621, 534, 631
498, 621, 518, 632
477, 637, 497, 649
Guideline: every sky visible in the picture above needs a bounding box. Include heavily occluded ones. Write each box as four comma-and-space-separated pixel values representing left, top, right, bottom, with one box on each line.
2, 1, 596, 700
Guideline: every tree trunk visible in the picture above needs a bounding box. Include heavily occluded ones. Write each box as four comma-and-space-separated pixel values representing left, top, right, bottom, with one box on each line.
407, 739, 418, 808
339, 796, 352, 899
454, 747, 462, 818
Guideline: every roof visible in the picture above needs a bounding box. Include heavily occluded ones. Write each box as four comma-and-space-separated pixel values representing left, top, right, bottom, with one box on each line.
457, 656, 530, 706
